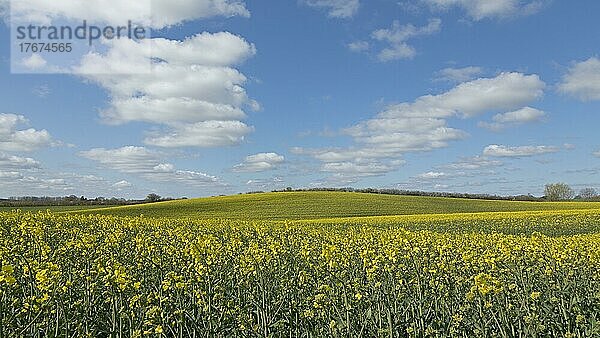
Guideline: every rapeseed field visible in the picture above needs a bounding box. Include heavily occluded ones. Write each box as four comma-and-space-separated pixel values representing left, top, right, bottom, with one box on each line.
1, 210, 599, 337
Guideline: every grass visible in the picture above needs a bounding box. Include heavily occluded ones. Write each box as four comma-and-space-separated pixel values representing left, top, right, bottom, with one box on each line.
70, 191, 600, 220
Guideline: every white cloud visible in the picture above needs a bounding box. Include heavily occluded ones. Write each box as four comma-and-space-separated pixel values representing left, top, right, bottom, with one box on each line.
370, 73, 544, 120
417, 171, 448, 179
296, 72, 544, 183
80, 146, 163, 173
74, 32, 257, 148
112, 180, 133, 189
347, 41, 370, 53
0, 171, 23, 179
20, 54, 47, 70
321, 161, 392, 176
397, 72, 545, 118
0, 114, 54, 152
294, 116, 464, 179
492, 107, 546, 124
424, 0, 545, 20
594, 151, 600, 158
17, 176, 69, 190
0, 168, 151, 198
343, 117, 468, 151
435, 66, 483, 82
307, 159, 399, 187
292, 147, 406, 179
409, 155, 504, 188
144, 121, 253, 148
0, 153, 131, 196
483, 145, 559, 157
245, 177, 285, 190
442, 156, 503, 170
32, 84, 51, 98
1, 173, 99, 195
304, 0, 360, 18
233, 152, 285, 172
559, 57, 600, 101
149, 0, 250, 27
0, 152, 41, 170
80, 146, 222, 186
372, 19, 441, 61
478, 106, 546, 131
9, 1, 255, 149
8, 0, 249, 28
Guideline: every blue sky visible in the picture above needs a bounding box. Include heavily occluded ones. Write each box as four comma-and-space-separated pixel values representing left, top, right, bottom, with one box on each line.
1, 0, 600, 198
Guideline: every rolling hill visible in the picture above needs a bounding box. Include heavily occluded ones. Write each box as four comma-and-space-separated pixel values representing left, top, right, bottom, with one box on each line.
69, 191, 600, 220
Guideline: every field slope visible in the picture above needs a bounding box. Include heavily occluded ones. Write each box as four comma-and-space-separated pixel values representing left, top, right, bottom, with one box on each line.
71, 191, 600, 220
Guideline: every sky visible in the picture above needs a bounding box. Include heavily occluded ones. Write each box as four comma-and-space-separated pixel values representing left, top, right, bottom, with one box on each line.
0, 0, 600, 199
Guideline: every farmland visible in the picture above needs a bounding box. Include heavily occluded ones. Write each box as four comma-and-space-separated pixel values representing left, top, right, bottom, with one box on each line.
70, 191, 600, 219
1, 204, 600, 337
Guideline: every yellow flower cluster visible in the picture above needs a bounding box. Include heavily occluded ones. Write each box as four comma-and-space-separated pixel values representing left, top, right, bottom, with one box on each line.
0, 209, 599, 337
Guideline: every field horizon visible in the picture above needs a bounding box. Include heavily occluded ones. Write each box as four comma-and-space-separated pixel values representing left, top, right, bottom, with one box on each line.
59, 191, 600, 220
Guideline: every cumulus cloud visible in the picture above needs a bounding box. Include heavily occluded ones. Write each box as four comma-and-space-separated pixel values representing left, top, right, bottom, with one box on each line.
0, 114, 54, 152
0, 152, 41, 170
245, 177, 285, 190
391, 72, 545, 118
20, 54, 47, 70
8, 0, 257, 149
295, 72, 544, 182
417, 171, 449, 180
483, 145, 559, 157
478, 107, 546, 131
403, 154, 516, 193
304, 0, 360, 18
0, 153, 122, 196
435, 66, 483, 82
424, 0, 546, 20
112, 180, 133, 189
558, 57, 600, 101
342, 117, 467, 151
347, 41, 370, 53
17, 176, 68, 190
233, 153, 285, 173
8, 0, 249, 28
0, 171, 23, 179
80, 146, 163, 173
372, 19, 441, 61
594, 150, 600, 158
80, 146, 222, 186
74, 32, 257, 148
414, 155, 503, 184
321, 161, 392, 176
144, 121, 254, 148
441, 156, 503, 170
491, 107, 546, 124
0, 171, 139, 197
364, 73, 544, 120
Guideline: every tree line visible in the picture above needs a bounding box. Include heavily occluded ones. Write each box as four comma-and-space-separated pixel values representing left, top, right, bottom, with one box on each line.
0, 194, 177, 207
2, 185, 597, 207
271, 185, 599, 202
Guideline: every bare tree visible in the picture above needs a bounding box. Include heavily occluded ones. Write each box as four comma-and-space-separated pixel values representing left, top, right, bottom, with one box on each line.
579, 188, 597, 200
544, 183, 575, 201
